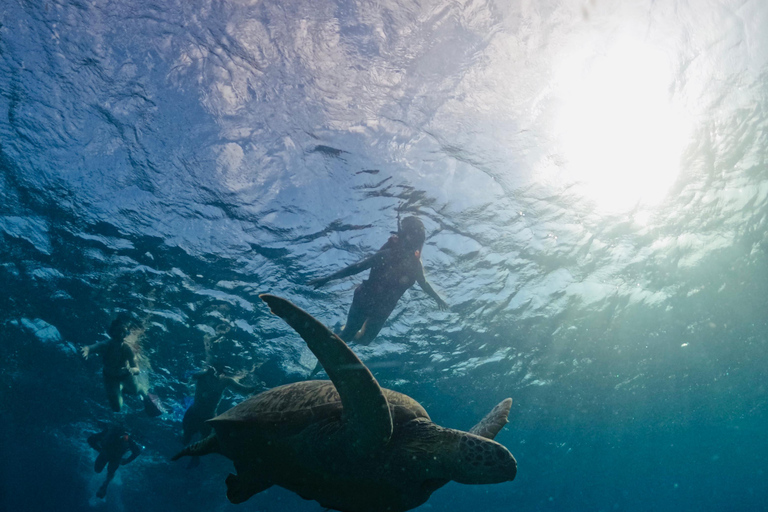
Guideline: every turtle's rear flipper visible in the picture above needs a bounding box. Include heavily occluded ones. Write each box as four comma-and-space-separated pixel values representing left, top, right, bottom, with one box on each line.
172, 434, 220, 461
226, 473, 272, 504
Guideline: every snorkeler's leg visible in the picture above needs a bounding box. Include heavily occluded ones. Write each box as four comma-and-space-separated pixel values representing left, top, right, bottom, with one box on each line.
354, 315, 387, 346
96, 460, 119, 498
181, 413, 200, 468
94, 452, 109, 473
183, 423, 203, 468
123, 374, 140, 395
182, 409, 210, 468
182, 406, 207, 444
104, 377, 123, 412
182, 408, 197, 445
338, 288, 368, 342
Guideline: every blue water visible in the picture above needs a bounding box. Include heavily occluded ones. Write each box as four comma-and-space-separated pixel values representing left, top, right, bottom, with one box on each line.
1, 1, 767, 511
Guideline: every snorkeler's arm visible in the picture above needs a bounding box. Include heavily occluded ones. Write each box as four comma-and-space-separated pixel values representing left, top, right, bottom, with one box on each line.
191, 369, 211, 380
416, 268, 449, 311
222, 376, 259, 395
121, 439, 141, 465
124, 345, 141, 375
87, 430, 105, 451
307, 251, 383, 288
81, 340, 109, 359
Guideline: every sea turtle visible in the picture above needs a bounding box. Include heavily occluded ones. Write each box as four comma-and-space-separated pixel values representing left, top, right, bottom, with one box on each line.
173, 294, 517, 512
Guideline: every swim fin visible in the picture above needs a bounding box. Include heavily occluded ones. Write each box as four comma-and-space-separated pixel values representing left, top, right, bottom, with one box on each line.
144, 393, 164, 417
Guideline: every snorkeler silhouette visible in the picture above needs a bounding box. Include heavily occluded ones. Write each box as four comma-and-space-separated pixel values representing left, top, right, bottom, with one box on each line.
183, 363, 262, 445
87, 424, 142, 499
81, 314, 164, 417
307, 216, 447, 375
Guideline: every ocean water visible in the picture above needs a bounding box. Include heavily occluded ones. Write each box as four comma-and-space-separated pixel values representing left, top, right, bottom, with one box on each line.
1, 0, 767, 511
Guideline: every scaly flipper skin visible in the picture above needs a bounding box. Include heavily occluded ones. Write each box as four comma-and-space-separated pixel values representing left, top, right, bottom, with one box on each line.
171, 433, 219, 460
469, 398, 513, 440
259, 294, 393, 452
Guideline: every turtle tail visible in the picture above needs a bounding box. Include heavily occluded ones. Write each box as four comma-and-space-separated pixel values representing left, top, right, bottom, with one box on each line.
172, 434, 220, 461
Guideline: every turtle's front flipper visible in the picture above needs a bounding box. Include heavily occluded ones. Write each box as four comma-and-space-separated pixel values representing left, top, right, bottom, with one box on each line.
260, 294, 393, 452
226, 473, 272, 504
469, 398, 512, 440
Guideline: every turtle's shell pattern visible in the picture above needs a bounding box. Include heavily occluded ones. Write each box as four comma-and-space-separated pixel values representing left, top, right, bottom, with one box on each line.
210, 380, 429, 434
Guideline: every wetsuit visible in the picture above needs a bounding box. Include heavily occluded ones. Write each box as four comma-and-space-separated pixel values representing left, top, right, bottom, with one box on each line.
88, 427, 141, 498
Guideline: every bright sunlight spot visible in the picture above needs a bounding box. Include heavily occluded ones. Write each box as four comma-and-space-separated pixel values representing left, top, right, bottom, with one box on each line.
553, 38, 691, 213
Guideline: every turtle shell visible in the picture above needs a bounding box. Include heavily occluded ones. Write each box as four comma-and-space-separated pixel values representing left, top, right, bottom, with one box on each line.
209, 380, 429, 435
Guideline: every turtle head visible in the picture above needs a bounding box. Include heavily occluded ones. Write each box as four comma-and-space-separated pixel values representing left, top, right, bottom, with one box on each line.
398, 420, 516, 486
448, 431, 517, 484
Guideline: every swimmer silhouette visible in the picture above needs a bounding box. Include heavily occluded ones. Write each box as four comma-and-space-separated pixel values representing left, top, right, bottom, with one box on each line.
308, 216, 447, 375
81, 314, 164, 417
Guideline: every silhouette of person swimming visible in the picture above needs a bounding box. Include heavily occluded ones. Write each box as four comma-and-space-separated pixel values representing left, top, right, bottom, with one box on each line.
87, 424, 141, 499
308, 216, 447, 375
182, 363, 261, 446
81, 314, 164, 417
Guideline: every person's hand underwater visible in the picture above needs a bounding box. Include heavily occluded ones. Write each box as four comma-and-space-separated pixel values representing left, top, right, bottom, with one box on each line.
307, 277, 329, 289
118, 367, 139, 377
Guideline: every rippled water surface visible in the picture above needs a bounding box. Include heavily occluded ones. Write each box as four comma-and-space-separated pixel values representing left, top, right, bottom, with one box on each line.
2, 1, 767, 511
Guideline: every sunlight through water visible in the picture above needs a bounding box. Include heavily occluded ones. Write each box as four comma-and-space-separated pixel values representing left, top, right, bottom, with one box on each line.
553, 37, 693, 213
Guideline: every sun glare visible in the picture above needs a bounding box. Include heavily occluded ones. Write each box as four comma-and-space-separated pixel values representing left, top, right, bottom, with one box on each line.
553, 38, 691, 213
